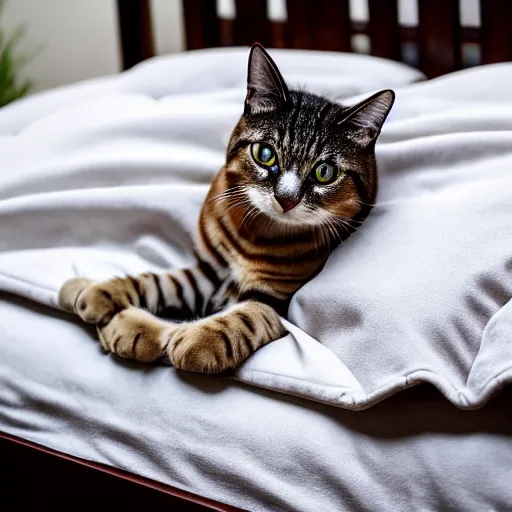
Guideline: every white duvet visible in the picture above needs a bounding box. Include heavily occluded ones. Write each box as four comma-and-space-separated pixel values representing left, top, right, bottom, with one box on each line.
1, 47, 511, 413
2, 48, 512, 512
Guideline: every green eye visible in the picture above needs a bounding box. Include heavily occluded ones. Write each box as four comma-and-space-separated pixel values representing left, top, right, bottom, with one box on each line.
314, 162, 337, 184
251, 143, 276, 167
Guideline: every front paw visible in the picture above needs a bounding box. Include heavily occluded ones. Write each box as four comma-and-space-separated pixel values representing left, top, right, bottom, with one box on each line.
168, 303, 286, 375
58, 278, 92, 313
97, 307, 168, 363
58, 277, 133, 325
168, 322, 238, 374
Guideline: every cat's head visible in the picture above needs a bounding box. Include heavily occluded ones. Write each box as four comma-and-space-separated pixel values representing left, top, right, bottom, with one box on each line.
224, 43, 394, 232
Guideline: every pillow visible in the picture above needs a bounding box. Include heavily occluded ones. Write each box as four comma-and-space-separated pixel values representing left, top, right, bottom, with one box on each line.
0, 47, 424, 136
236, 63, 512, 409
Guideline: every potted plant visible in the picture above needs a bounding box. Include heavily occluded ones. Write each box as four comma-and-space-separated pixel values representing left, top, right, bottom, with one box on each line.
0, 0, 32, 107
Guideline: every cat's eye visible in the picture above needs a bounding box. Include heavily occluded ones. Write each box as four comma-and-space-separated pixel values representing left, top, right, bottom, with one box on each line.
313, 162, 337, 184
251, 142, 276, 167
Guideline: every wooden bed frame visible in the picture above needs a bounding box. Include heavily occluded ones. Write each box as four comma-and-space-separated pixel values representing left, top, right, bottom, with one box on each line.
4, 1, 512, 510
116, 0, 512, 78
0, 432, 241, 511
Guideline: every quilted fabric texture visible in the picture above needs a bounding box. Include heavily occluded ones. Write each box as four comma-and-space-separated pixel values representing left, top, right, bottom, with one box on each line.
0, 48, 511, 409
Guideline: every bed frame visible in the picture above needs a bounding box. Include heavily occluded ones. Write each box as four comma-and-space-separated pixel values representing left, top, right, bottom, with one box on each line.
117, 0, 512, 78
5, 1, 512, 510
0, 432, 240, 511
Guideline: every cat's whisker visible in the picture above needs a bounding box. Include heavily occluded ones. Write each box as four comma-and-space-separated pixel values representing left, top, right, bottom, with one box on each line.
242, 211, 260, 231
324, 220, 340, 245
211, 189, 243, 202
210, 186, 248, 204
356, 199, 377, 208
217, 190, 246, 200
216, 194, 252, 213
225, 197, 253, 212
330, 219, 351, 236
213, 191, 248, 205
239, 205, 260, 230
323, 222, 334, 242
262, 214, 274, 232
263, 214, 277, 235
357, 199, 401, 209
324, 217, 349, 242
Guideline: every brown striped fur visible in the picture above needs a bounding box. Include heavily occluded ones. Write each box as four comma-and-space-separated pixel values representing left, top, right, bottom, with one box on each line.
58, 44, 394, 374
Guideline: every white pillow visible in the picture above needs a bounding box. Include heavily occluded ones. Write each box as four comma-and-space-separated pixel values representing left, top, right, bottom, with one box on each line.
236, 63, 512, 409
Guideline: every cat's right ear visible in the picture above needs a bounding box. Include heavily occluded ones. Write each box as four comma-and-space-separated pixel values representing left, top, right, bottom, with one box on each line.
245, 43, 291, 114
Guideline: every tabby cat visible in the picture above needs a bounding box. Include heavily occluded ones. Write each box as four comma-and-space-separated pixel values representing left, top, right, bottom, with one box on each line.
59, 44, 394, 374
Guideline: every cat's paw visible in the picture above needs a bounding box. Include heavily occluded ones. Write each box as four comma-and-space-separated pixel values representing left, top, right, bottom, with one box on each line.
168, 322, 248, 374
59, 277, 133, 325
168, 303, 286, 374
98, 306, 168, 363
58, 277, 92, 313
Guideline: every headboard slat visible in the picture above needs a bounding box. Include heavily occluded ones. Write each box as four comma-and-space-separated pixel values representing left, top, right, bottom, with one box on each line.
313, 0, 351, 52
270, 22, 287, 49
286, 0, 313, 49
368, 0, 401, 61
480, 0, 512, 64
233, 1, 271, 47
183, 0, 219, 51
116, 0, 155, 70
286, 0, 351, 52
418, 0, 461, 78
119, 1, 512, 79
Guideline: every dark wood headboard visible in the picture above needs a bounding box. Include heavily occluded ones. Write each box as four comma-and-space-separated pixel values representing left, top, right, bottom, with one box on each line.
116, 0, 512, 79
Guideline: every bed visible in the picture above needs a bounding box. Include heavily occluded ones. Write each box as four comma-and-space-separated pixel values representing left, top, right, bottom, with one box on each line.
1, 1, 512, 510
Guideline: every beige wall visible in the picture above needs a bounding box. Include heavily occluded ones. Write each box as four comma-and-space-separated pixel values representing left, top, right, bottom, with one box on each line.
1, 0, 185, 93
151, 0, 184, 56
2, 0, 121, 92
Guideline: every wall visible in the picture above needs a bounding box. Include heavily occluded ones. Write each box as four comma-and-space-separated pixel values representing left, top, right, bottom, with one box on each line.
2, 0, 121, 92
1, 0, 185, 93
151, 0, 184, 57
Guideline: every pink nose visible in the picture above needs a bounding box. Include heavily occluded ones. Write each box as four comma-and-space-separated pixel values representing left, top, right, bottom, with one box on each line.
275, 196, 300, 213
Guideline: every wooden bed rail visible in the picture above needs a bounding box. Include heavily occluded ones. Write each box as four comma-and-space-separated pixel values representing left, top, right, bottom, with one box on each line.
116, 0, 512, 78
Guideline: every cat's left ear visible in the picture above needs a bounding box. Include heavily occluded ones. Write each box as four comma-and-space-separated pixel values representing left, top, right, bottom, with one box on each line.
340, 90, 395, 145
245, 43, 291, 114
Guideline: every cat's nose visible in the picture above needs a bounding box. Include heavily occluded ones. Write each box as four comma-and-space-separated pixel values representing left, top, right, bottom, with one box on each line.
274, 172, 302, 212
275, 196, 300, 213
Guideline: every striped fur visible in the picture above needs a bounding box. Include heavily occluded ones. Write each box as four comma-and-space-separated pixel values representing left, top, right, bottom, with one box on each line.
58, 44, 394, 374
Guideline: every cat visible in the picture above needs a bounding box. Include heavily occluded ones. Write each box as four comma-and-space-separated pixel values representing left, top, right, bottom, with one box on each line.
58, 43, 394, 374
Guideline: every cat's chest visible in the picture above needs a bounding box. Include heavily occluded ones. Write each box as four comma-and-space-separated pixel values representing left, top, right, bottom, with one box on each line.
204, 246, 327, 317
230, 258, 261, 289
229, 254, 320, 299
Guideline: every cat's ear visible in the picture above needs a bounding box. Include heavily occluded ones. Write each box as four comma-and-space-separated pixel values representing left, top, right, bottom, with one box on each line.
340, 90, 395, 145
245, 43, 291, 114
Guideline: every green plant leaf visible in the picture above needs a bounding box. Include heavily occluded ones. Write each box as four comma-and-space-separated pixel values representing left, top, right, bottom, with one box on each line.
0, 7, 34, 107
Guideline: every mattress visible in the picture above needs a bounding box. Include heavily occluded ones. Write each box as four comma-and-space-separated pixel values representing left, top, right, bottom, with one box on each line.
1, 48, 511, 511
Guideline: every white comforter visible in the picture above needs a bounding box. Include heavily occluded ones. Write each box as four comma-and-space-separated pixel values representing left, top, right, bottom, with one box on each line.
1, 47, 511, 410
1, 48, 511, 511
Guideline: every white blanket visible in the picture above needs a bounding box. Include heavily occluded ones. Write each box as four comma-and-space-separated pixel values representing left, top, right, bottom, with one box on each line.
1, 48, 511, 411
2, 293, 511, 511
